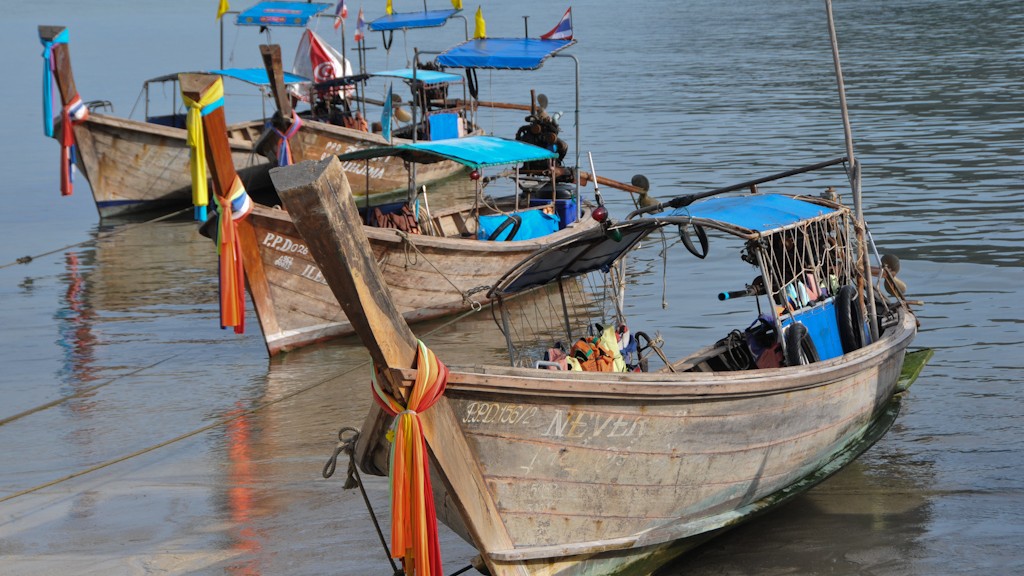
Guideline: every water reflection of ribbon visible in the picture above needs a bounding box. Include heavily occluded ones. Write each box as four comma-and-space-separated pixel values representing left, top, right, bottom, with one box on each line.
57, 252, 98, 407
225, 405, 262, 575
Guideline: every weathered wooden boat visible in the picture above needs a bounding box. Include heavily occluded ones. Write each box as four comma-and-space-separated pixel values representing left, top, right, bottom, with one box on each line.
268, 6, 931, 574
37, 3, 338, 218
277, 150, 929, 576
185, 72, 599, 356
256, 42, 483, 199
38, 25, 275, 218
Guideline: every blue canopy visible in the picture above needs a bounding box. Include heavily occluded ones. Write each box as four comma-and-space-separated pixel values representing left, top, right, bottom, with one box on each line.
236, 1, 332, 27
436, 38, 575, 70
373, 68, 462, 85
669, 194, 838, 234
369, 9, 460, 31
334, 135, 557, 169
211, 68, 310, 87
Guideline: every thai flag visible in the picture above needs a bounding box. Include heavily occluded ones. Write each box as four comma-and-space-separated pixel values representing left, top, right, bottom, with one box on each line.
332, 0, 347, 30
354, 7, 366, 42
540, 7, 573, 41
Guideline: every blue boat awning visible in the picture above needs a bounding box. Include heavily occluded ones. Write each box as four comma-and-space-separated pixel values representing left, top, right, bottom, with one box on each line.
373, 68, 463, 85
369, 9, 460, 31
236, 1, 332, 27
436, 38, 575, 70
668, 194, 838, 234
211, 68, 310, 87
335, 135, 557, 169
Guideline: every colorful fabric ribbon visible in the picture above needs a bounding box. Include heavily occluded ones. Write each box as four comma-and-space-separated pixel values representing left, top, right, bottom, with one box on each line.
272, 111, 303, 167
40, 28, 69, 138
182, 78, 225, 221
215, 175, 252, 334
372, 341, 448, 576
60, 96, 89, 196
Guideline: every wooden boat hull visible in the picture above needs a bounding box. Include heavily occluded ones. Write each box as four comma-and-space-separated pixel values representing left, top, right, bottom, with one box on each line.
260, 120, 479, 197
67, 113, 269, 218
241, 203, 597, 356
383, 309, 918, 575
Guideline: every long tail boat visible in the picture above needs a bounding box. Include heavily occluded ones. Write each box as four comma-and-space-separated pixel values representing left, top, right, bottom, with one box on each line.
37, 3, 338, 218
255, 41, 483, 199
267, 5, 932, 574
38, 25, 270, 218
184, 73, 598, 357
256, 7, 486, 197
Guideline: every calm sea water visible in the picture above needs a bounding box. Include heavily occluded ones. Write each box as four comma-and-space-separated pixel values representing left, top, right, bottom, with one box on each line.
2, 1, 1022, 574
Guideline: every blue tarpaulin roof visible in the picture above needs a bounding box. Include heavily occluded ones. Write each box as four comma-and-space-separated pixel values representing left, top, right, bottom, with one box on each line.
334, 135, 557, 169
211, 68, 310, 86
373, 68, 462, 85
236, 1, 332, 27
670, 194, 838, 233
368, 9, 460, 31
436, 38, 575, 70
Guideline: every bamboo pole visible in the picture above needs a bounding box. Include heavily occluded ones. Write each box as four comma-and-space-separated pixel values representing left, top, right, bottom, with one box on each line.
825, 0, 879, 342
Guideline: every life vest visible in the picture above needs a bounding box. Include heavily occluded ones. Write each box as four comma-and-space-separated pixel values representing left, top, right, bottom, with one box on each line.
570, 336, 616, 372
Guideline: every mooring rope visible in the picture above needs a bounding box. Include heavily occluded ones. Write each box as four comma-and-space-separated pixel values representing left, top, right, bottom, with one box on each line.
0, 354, 178, 428
394, 230, 484, 311
0, 357, 370, 505
0, 207, 190, 270
0, 300, 487, 505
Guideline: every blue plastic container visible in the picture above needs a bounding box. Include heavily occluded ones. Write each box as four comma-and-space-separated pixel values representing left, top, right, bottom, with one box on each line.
528, 197, 578, 229
780, 298, 845, 360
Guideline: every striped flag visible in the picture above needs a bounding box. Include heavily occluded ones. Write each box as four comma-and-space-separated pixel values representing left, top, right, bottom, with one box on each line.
354, 7, 366, 42
540, 7, 573, 40
332, 0, 347, 29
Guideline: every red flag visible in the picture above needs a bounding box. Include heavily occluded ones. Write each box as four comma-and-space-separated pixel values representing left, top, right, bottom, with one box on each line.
354, 7, 365, 42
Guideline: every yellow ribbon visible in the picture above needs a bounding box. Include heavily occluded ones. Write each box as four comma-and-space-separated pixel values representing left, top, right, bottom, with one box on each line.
182, 77, 225, 219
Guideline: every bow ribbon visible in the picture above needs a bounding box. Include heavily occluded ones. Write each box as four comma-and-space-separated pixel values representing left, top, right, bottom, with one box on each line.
182, 78, 225, 221
40, 28, 69, 138
215, 175, 252, 333
272, 111, 303, 166
59, 96, 89, 196
371, 341, 448, 576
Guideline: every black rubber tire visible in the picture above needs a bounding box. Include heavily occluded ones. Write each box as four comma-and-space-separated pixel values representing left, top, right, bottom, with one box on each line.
784, 322, 820, 366
679, 223, 709, 259
487, 214, 522, 241
836, 284, 865, 353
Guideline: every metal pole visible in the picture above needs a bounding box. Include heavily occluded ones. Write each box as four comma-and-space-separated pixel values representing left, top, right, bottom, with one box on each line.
825, 0, 878, 342
554, 53, 581, 222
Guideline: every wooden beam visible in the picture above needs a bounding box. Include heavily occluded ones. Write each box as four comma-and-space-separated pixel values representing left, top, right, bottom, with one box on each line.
259, 44, 293, 120
180, 74, 237, 198
271, 158, 419, 386
38, 26, 78, 107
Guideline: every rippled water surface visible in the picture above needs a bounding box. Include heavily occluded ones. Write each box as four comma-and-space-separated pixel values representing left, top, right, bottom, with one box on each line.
1, 1, 1022, 574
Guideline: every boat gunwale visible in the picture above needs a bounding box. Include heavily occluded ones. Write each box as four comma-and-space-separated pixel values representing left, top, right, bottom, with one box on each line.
385, 308, 916, 400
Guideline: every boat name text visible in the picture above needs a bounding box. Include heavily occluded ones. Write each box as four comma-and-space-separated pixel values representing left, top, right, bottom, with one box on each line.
262, 232, 309, 256
461, 403, 647, 438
